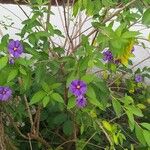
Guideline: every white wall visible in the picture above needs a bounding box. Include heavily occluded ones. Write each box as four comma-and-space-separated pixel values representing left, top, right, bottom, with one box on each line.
0, 4, 150, 71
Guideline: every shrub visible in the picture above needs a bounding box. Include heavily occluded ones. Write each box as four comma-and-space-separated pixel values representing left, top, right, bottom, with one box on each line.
0, 0, 150, 149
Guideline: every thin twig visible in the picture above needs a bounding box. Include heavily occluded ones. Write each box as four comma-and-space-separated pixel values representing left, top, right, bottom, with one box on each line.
72, 26, 93, 40
28, 136, 33, 150
81, 132, 97, 149
55, 0, 66, 34
62, 0, 74, 54
16, 2, 30, 19
72, 16, 91, 39
33, 105, 41, 134
0, 22, 21, 30
23, 95, 35, 132
96, 120, 113, 146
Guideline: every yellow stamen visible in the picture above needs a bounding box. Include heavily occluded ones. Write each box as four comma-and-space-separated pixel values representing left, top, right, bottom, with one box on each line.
77, 85, 80, 89
3, 91, 6, 94
13, 47, 17, 51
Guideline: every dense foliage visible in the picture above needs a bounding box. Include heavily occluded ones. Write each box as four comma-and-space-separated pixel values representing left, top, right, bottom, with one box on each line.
0, 0, 150, 149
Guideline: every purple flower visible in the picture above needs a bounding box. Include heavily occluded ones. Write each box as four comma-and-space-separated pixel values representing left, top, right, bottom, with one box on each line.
0, 86, 12, 101
114, 59, 121, 65
8, 40, 23, 58
76, 96, 87, 108
9, 57, 15, 64
69, 80, 87, 96
135, 75, 142, 83
131, 47, 135, 53
103, 50, 113, 62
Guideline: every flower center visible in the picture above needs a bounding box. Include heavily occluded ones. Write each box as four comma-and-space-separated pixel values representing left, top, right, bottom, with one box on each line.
13, 47, 17, 51
76, 85, 80, 89
2, 91, 6, 95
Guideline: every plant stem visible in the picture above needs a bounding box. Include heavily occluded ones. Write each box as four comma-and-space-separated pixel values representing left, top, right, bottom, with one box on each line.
96, 120, 113, 146
0, 110, 6, 150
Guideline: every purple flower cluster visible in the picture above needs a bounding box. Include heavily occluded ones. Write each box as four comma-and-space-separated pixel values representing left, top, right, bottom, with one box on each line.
0, 86, 12, 101
69, 80, 87, 108
103, 50, 120, 65
2, 40, 23, 101
103, 50, 113, 62
135, 75, 142, 83
76, 96, 87, 108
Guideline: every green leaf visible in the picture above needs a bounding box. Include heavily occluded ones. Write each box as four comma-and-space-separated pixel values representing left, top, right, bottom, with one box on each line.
102, 0, 114, 7
115, 23, 126, 37
73, 1, 79, 16
88, 97, 104, 110
54, 29, 63, 37
19, 66, 27, 75
113, 135, 119, 145
141, 123, 150, 131
67, 97, 76, 109
126, 110, 135, 131
126, 106, 143, 117
86, 86, 97, 98
88, 59, 95, 67
80, 123, 84, 135
41, 82, 50, 93
7, 69, 18, 82
87, 86, 104, 110
35, 31, 51, 39
28, 33, 36, 45
16, 58, 33, 67
143, 130, 150, 146
102, 121, 112, 132
94, 78, 109, 93
122, 31, 139, 39
81, 74, 94, 84
112, 99, 122, 117
63, 120, 73, 136
51, 93, 64, 103
42, 96, 50, 107
86, 0, 94, 16
135, 124, 147, 145
22, 73, 31, 91
137, 103, 146, 110
142, 8, 150, 26
54, 113, 67, 125
83, 0, 88, 8
66, 72, 76, 87
124, 95, 134, 106
35, 65, 45, 83
30, 91, 46, 105
50, 83, 62, 89
36, 0, 43, 5
0, 34, 9, 50
0, 56, 8, 70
